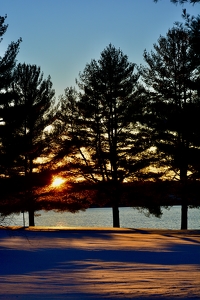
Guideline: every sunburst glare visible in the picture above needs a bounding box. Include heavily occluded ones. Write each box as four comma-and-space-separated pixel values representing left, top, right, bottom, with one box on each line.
51, 176, 65, 188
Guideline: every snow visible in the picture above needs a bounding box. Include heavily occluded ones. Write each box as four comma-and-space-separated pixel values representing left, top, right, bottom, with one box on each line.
0, 227, 200, 300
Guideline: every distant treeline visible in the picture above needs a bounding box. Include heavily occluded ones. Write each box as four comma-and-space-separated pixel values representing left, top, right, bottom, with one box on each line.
1, 178, 200, 217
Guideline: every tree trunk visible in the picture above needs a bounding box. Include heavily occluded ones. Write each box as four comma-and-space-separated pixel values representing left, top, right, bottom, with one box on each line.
112, 205, 120, 227
181, 201, 188, 230
29, 209, 35, 226
28, 185, 35, 227
180, 164, 188, 230
28, 155, 35, 226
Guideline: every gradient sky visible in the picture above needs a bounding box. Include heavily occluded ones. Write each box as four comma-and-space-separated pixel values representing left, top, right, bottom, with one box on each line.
0, 0, 199, 98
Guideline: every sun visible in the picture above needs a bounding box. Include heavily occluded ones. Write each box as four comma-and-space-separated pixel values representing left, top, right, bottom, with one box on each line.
51, 176, 65, 188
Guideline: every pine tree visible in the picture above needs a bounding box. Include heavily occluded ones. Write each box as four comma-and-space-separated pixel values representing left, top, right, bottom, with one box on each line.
56, 44, 150, 227
0, 15, 21, 174
154, 0, 200, 4
140, 25, 200, 229
5, 63, 56, 226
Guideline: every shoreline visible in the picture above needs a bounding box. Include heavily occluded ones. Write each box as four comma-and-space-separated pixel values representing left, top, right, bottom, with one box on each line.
1, 225, 200, 234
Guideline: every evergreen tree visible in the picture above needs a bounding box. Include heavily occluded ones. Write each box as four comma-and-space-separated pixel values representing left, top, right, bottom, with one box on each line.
56, 44, 151, 227
140, 25, 200, 229
5, 63, 56, 226
183, 13, 200, 70
154, 0, 200, 4
0, 15, 21, 174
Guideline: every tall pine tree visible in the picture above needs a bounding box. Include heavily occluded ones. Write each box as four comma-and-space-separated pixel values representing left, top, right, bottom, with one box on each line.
56, 44, 151, 227
0, 15, 21, 175
5, 63, 56, 226
140, 25, 200, 229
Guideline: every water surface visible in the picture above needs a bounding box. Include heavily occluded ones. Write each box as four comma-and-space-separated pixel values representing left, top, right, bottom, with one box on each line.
1, 206, 199, 229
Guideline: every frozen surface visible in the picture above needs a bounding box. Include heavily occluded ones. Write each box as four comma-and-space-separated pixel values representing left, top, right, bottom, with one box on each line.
2, 207, 200, 229
0, 227, 200, 299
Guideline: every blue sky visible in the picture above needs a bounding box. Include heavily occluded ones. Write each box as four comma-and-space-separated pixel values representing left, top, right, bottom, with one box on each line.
0, 0, 199, 98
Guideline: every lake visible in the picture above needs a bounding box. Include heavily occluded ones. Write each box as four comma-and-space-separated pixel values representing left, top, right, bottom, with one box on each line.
1, 206, 199, 229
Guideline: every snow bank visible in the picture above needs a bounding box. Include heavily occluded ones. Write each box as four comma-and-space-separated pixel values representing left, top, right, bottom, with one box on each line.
0, 227, 200, 299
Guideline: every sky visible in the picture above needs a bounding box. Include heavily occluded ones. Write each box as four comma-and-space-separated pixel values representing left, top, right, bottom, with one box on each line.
0, 0, 199, 98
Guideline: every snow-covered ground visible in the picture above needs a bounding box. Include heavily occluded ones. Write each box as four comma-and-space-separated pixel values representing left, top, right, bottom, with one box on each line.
0, 227, 200, 300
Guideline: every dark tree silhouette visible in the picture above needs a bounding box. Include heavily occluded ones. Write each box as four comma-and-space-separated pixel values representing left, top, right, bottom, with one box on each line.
154, 0, 200, 4
183, 13, 200, 63
55, 44, 151, 227
0, 15, 21, 174
140, 24, 200, 229
0, 16, 21, 93
3, 63, 56, 226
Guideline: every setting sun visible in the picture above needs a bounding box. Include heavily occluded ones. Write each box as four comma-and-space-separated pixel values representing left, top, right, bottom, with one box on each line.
51, 176, 65, 188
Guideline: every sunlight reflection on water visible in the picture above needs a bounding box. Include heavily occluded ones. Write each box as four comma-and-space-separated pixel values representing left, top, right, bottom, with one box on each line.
2, 206, 200, 229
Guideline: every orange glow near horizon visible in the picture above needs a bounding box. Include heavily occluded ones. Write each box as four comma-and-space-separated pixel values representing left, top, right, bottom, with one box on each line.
51, 176, 66, 188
